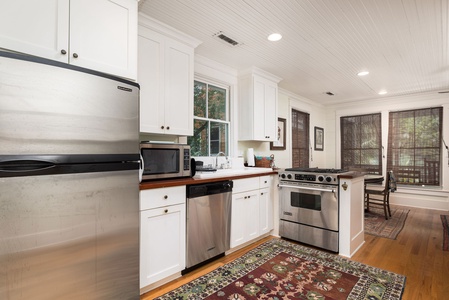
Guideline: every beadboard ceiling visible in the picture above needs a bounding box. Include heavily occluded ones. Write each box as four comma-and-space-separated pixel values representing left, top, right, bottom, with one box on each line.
138, 0, 449, 105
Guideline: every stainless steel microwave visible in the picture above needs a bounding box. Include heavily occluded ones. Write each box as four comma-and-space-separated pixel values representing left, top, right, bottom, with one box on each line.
140, 142, 191, 181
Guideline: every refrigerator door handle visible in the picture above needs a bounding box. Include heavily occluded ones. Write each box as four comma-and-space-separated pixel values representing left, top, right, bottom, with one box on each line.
0, 160, 55, 172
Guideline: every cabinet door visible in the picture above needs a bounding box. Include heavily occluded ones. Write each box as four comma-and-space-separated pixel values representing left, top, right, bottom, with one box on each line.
230, 191, 259, 248
70, 0, 137, 79
0, 0, 69, 63
140, 204, 186, 288
259, 187, 273, 235
230, 193, 247, 248
251, 76, 278, 141
138, 31, 165, 134
264, 81, 278, 140
246, 191, 260, 240
252, 78, 266, 140
138, 28, 194, 135
163, 38, 194, 136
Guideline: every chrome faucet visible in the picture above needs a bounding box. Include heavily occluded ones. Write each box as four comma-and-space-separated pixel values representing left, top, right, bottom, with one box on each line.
215, 152, 226, 169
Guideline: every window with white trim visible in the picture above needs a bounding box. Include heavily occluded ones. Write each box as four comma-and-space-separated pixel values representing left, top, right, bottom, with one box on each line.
188, 80, 230, 156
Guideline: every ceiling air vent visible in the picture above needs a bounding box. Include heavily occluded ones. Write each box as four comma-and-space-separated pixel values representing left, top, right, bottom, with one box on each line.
213, 31, 241, 46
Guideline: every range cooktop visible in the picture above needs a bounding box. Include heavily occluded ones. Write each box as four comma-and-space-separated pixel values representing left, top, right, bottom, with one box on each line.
284, 167, 347, 174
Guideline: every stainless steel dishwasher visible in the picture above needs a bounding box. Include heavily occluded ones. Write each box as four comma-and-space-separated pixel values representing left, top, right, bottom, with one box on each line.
185, 180, 233, 272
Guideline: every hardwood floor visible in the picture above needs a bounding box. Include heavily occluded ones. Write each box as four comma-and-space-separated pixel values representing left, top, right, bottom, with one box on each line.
141, 206, 449, 299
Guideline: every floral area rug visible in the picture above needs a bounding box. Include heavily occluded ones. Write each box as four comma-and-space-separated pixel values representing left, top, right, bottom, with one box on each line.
155, 239, 406, 300
365, 207, 409, 240
440, 215, 449, 251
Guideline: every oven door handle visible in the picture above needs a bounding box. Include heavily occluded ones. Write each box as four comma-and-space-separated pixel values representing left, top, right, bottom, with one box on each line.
279, 184, 335, 193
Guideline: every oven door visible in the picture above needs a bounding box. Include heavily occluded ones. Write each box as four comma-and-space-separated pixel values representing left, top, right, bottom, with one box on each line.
279, 183, 338, 231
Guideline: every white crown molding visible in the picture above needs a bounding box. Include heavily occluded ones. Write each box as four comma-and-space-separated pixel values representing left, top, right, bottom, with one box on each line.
238, 66, 282, 83
138, 13, 202, 48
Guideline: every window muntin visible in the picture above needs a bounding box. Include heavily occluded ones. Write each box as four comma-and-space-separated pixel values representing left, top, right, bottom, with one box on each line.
341, 113, 382, 174
188, 80, 229, 156
387, 107, 442, 186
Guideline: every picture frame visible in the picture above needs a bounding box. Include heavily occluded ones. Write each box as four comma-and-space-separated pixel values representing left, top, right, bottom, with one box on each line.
314, 126, 324, 151
270, 117, 286, 150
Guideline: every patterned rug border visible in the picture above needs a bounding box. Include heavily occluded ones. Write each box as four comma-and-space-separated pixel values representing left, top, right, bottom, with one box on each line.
440, 215, 449, 251
155, 238, 406, 300
365, 207, 410, 240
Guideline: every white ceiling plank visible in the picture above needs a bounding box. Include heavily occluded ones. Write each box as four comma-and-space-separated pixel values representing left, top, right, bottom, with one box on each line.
139, 0, 449, 104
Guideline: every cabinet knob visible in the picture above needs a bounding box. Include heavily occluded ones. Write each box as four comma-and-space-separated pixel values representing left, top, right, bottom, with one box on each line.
164, 209, 168, 213
161, 126, 164, 129
60, 49, 67, 55
261, 192, 264, 195
248, 196, 251, 198
164, 195, 168, 199
166, 126, 170, 130
73, 53, 79, 58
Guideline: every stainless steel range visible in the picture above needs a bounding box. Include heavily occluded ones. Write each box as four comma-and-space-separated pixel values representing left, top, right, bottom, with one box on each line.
278, 167, 348, 252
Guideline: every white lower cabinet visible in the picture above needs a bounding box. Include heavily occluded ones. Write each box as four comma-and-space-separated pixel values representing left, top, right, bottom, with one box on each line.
231, 190, 260, 248
140, 186, 186, 289
259, 175, 274, 235
230, 175, 274, 248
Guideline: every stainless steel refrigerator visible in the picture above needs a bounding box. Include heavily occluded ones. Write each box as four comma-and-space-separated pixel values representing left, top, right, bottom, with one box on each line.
0, 51, 140, 299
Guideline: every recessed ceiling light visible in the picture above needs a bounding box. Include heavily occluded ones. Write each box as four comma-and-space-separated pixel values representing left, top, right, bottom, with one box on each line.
268, 33, 282, 41
378, 90, 388, 95
357, 71, 369, 76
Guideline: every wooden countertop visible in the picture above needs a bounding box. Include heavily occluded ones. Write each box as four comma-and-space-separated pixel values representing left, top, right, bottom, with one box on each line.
338, 171, 366, 179
140, 170, 279, 190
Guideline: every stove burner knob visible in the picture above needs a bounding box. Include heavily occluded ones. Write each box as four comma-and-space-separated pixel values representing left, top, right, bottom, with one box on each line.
280, 174, 286, 179
317, 175, 324, 182
287, 174, 292, 179
326, 176, 332, 182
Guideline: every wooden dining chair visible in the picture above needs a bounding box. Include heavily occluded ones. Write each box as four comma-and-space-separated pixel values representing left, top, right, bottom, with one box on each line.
365, 170, 397, 220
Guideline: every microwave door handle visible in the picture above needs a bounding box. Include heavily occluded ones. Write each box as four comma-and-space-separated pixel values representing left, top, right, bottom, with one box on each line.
279, 184, 335, 193
139, 153, 144, 182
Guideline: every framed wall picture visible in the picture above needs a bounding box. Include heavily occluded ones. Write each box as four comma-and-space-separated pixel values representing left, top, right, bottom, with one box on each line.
314, 126, 324, 151
270, 118, 286, 150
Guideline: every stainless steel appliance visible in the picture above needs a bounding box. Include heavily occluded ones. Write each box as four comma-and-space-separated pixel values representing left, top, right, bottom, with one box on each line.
0, 51, 140, 299
279, 168, 348, 252
140, 142, 191, 180
185, 181, 233, 272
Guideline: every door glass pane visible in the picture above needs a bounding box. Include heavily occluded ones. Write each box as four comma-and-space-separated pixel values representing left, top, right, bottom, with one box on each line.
290, 192, 321, 211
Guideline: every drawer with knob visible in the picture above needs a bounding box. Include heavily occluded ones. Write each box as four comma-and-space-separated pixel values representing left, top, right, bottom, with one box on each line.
140, 186, 186, 210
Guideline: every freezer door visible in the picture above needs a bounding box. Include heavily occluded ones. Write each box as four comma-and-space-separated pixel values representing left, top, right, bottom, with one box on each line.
0, 170, 139, 300
0, 51, 139, 155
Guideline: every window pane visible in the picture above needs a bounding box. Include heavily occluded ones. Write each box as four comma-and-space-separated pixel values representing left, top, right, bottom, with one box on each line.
208, 85, 226, 120
210, 121, 228, 155
387, 107, 442, 186
194, 81, 207, 118
188, 119, 208, 156
341, 113, 382, 174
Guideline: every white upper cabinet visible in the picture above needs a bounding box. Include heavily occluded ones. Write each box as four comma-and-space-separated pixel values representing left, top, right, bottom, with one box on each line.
238, 68, 282, 141
138, 14, 201, 135
70, 0, 137, 79
0, 0, 137, 80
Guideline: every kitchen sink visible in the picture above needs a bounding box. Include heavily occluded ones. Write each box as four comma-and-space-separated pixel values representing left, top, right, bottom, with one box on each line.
194, 167, 273, 179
